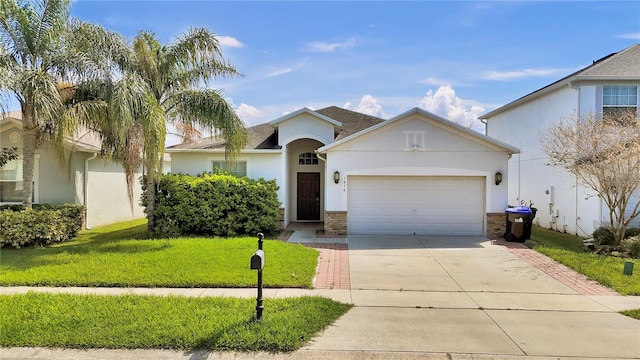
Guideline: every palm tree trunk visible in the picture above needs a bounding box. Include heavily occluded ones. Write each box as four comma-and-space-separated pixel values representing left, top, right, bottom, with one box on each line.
21, 125, 36, 209
146, 170, 156, 233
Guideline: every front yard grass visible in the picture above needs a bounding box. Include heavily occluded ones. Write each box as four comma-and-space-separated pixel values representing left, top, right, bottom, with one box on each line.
0, 292, 352, 352
527, 226, 640, 296
0, 219, 318, 288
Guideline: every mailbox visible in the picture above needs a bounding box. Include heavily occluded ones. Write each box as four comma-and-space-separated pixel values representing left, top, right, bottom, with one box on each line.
251, 249, 265, 270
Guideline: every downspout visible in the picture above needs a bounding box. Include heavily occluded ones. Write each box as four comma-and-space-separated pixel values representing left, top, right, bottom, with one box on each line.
480, 118, 487, 135
84, 152, 97, 229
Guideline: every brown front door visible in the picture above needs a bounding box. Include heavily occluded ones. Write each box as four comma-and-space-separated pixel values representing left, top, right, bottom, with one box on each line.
297, 172, 320, 220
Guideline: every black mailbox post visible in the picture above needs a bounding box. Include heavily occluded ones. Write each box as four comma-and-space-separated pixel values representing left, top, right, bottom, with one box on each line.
250, 233, 265, 321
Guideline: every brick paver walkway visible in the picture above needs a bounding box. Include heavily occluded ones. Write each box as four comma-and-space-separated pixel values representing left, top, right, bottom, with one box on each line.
304, 243, 350, 290
495, 240, 619, 296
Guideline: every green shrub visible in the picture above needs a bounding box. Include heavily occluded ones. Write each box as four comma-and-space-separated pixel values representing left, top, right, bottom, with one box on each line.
621, 236, 640, 258
625, 227, 640, 239
0, 204, 84, 248
149, 173, 281, 237
593, 226, 615, 245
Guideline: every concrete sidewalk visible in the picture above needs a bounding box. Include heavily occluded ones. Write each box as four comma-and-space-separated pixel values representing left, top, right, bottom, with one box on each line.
2, 234, 640, 360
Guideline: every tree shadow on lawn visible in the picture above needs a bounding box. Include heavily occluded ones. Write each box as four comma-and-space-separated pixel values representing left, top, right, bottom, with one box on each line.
0, 222, 165, 271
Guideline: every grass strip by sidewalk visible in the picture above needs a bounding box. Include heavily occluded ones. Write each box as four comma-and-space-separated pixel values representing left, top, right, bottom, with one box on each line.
0, 292, 352, 352
528, 226, 640, 296
0, 219, 318, 288
620, 308, 640, 320
533, 246, 640, 295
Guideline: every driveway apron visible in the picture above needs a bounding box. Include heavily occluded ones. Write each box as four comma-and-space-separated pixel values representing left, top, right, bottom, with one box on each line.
305, 235, 640, 359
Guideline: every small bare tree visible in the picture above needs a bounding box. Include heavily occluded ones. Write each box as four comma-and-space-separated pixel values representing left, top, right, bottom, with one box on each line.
541, 110, 640, 245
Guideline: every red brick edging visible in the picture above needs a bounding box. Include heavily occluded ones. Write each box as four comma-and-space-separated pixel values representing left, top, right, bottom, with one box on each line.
495, 240, 619, 296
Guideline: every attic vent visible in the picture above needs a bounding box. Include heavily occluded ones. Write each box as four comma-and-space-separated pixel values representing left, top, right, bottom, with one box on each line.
404, 130, 426, 152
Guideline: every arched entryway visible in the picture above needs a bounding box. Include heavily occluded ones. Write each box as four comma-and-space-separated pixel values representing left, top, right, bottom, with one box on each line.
286, 139, 325, 223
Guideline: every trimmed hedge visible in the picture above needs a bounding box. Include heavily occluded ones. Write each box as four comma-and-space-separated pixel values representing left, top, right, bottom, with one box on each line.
0, 204, 84, 248
151, 173, 280, 237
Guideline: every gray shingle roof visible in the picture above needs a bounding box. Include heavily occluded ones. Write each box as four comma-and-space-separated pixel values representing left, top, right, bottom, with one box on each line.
577, 44, 640, 77
167, 106, 385, 150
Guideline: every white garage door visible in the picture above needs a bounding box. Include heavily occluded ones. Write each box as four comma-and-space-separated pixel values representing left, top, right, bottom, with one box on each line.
348, 176, 484, 235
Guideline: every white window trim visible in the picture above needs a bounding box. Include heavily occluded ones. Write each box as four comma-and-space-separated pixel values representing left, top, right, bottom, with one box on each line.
0, 154, 40, 205
602, 85, 639, 113
209, 157, 249, 177
298, 152, 319, 165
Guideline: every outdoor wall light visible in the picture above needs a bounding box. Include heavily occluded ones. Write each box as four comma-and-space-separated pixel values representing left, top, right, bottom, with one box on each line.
495, 171, 503, 186
333, 171, 340, 184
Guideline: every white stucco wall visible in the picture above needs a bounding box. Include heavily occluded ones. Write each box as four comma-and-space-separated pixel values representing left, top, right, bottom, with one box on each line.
86, 157, 145, 227
324, 116, 511, 215
0, 123, 145, 227
485, 83, 640, 236
168, 151, 284, 202
276, 114, 335, 147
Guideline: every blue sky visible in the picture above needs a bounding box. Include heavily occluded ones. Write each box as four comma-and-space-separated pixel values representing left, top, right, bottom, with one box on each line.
36, 1, 640, 137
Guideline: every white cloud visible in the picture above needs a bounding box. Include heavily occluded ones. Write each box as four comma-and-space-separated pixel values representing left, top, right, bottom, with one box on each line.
266, 68, 293, 78
616, 32, 640, 40
482, 68, 564, 81
353, 95, 384, 117
418, 85, 485, 132
236, 103, 263, 123
217, 35, 245, 48
304, 37, 357, 53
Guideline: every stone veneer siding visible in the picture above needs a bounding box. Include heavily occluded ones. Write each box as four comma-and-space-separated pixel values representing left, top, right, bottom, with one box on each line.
324, 211, 347, 236
276, 208, 285, 231
487, 212, 506, 239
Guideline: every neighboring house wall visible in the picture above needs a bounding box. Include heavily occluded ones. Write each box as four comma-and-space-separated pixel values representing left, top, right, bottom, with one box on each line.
86, 158, 145, 227
1, 119, 145, 228
486, 82, 640, 236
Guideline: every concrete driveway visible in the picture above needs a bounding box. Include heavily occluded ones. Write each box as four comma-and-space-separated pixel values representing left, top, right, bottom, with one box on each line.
304, 235, 640, 359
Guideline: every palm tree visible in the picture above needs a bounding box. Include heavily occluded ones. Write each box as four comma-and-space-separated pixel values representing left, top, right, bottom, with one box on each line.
0, 0, 125, 208
95, 29, 249, 232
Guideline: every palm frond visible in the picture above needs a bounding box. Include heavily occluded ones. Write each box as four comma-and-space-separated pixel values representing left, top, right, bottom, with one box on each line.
165, 89, 248, 157
163, 27, 240, 87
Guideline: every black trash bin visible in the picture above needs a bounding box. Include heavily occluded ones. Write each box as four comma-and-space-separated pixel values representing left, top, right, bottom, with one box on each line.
504, 206, 533, 242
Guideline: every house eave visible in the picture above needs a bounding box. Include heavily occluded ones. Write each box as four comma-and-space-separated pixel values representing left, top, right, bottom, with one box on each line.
269, 107, 342, 127
480, 80, 571, 119
318, 107, 520, 155
165, 148, 282, 154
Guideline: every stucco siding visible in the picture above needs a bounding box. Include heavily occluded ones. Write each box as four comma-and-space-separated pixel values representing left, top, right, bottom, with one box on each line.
168, 152, 284, 202
86, 158, 145, 227
325, 115, 510, 215
277, 114, 334, 146
484, 83, 636, 236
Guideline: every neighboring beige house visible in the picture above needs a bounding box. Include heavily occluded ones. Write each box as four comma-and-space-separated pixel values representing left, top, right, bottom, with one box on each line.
0, 111, 145, 228
482, 43, 640, 237
168, 106, 519, 238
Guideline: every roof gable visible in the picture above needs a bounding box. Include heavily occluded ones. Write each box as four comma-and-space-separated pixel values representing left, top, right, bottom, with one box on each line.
318, 107, 519, 154
269, 107, 342, 127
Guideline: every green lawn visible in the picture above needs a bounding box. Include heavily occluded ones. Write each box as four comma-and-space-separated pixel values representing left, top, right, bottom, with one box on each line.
0, 292, 352, 352
527, 226, 640, 295
0, 219, 318, 288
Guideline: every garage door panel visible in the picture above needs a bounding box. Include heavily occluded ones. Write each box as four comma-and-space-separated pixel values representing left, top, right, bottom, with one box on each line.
348, 176, 484, 235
